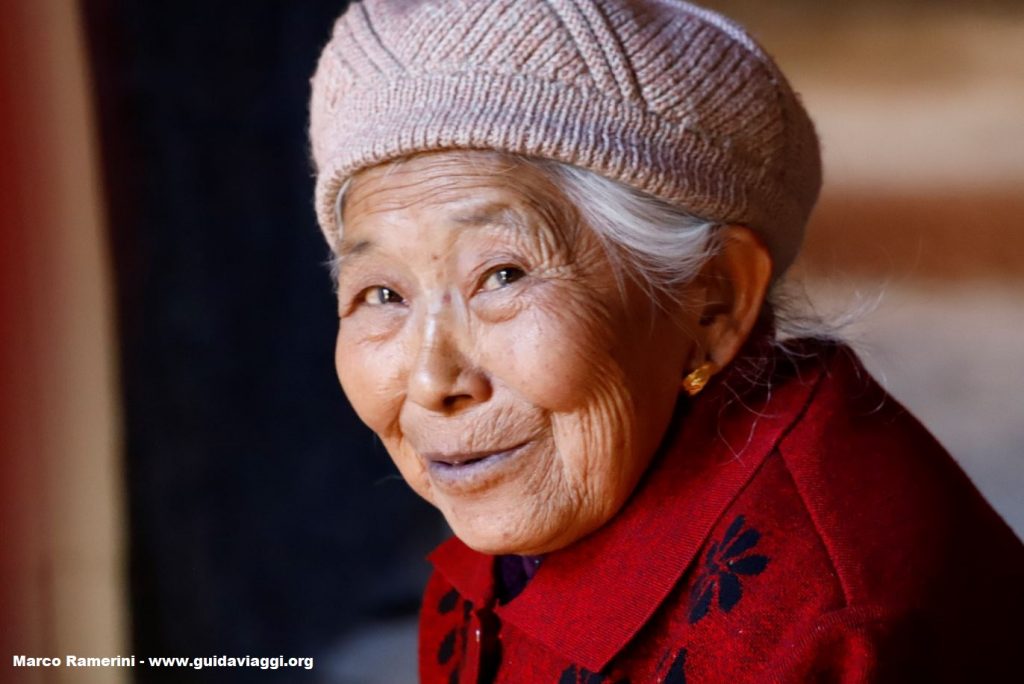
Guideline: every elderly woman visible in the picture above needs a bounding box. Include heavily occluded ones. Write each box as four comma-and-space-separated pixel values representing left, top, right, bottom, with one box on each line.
309, 1, 1022, 681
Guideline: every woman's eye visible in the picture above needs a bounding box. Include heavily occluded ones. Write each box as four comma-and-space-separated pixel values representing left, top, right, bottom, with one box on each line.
482, 267, 525, 292
361, 286, 404, 306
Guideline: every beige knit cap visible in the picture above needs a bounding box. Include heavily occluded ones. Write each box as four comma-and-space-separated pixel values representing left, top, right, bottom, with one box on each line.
310, 0, 821, 275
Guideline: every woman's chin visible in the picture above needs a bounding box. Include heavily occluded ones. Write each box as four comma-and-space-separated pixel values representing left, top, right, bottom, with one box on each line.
453, 527, 555, 557
441, 495, 607, 557
440, 499, 566, 557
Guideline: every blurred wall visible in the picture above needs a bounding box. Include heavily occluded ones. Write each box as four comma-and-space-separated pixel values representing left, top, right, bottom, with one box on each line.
705, 0, 1024, 537
0, 1, 127, 683
709, 0, 1024, 280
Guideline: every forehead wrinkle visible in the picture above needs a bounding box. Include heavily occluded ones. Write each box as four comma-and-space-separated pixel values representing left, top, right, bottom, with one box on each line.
344, 157, 582, 263
350, 181, 538, 237
335, 202, 525, 277
349, 165, 514, 216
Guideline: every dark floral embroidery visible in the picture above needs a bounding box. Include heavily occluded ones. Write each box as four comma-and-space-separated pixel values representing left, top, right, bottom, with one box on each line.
688, 514, 769, 624
659, 648, 687, 684
437, 629, 456, 665
436, 590, 473, 682
557, 664, 629, 684
438, 588, 459, 614
652, 647, 688, 683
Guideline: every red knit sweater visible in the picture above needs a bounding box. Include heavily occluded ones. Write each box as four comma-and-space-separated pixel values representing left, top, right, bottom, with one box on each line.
419, 341, 1024, 683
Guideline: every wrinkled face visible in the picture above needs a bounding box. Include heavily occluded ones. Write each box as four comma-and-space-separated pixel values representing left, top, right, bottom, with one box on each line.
334, 153, 697, 555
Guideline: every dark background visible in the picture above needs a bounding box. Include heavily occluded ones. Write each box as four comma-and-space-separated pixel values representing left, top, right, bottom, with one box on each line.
82, 2, 444, 681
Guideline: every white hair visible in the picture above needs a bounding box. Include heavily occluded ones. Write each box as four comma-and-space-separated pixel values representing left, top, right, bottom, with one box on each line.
533, 159, 720, 305
532, 160, 844, 344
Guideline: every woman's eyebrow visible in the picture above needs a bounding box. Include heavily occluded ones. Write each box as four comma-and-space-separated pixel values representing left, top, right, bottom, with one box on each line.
452, 203, 523, 230
336, 238, 374, 264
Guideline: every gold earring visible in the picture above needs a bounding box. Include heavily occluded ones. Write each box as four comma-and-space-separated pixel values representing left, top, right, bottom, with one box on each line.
681, 361, 718, 397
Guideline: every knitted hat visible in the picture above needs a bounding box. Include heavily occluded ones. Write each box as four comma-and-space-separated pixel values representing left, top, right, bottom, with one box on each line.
309, 0, 821, 275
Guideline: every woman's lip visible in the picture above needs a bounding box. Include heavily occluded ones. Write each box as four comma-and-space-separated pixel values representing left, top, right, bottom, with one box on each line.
424, 442, 531, 492
423, 443, 528, 467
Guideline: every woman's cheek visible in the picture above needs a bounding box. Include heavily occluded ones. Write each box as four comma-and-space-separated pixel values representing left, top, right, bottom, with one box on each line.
335, 324, 406, 436
337, 329, 437, 505
481, 295, 619, 411
388, 440, 436, 504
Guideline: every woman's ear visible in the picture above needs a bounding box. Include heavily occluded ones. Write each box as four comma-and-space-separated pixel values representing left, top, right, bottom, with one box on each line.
692, 225, 773, 369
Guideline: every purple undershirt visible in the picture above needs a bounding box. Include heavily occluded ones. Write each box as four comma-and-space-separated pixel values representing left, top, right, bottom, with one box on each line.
496, 554, 543, 604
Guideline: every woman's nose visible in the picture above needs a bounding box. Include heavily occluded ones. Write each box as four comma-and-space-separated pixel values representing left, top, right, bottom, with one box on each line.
407, 316, 491, 413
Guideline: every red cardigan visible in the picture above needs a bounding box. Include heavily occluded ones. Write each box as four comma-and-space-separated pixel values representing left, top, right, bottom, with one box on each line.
419, 340, 1024, 683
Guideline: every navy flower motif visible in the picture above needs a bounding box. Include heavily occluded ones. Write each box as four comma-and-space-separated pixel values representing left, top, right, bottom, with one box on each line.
653, 647, 689, 683
687, 514, 769, 624
557, 665, 629, 684
436, 589, 473, 682
438, 588, 459, 615
663, 648, 687, 684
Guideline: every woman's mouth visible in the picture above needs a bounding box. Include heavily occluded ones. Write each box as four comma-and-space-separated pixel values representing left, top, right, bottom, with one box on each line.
423, 442, 530, 492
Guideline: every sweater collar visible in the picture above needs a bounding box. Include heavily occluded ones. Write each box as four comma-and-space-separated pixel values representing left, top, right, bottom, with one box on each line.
427, 337, 828, 672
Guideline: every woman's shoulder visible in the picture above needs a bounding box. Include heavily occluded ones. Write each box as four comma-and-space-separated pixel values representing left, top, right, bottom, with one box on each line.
658, 338, 1024, 679
768, 339, 1021, 587
742, 338, 1024, 673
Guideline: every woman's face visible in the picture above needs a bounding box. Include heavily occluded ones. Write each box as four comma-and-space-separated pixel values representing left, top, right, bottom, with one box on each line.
334, 153, 698, 555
